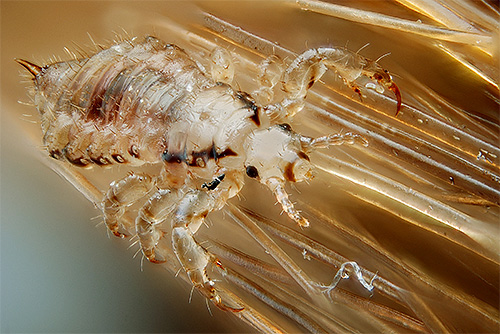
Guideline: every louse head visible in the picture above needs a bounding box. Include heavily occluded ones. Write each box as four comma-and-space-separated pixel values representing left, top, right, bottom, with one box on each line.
243, 123, 317, 227
243, 124, 314, 185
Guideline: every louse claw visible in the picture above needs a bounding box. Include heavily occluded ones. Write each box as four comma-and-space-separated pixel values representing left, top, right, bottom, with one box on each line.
388, 82, 402, 116
198, 281, 245, 313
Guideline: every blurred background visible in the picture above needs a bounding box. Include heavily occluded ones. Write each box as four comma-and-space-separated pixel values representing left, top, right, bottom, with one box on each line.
1, 1, 498, 333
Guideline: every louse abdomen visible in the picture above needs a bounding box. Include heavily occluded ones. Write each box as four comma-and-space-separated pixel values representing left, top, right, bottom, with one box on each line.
31, 37, 212, 167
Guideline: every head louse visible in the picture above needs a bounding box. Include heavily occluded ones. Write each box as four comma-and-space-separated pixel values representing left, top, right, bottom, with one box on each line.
18, 35, 400, 312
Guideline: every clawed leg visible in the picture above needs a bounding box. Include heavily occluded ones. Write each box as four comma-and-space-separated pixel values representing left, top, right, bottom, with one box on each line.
137, 172, 244, 310
263, 47, 401, 121
172, 224, 242, 312
170, 189, 243, 312
135, 188, 182, 263
102, 172, 154, 237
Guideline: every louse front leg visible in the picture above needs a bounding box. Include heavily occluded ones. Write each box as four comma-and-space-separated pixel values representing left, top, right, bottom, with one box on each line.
171, 189, 243, 312
102, 172, 155, 237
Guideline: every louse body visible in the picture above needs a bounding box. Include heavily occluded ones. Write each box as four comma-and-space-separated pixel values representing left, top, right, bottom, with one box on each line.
18, 36, 400, 311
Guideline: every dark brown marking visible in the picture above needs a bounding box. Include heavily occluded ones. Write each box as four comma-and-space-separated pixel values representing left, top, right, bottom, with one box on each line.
66, 156, 90, 167
236, 91, 261, 126
307, 78, 315, 89
297, 151, 310, 161
129, 145, 139, 158
217, 148, 237, 159
112, 154, 126, 163
186, 145, 237, 167
284, 162, 296, 182
249, 109, 260, 126
86, 84, 107, 122
277, 123, 292, 132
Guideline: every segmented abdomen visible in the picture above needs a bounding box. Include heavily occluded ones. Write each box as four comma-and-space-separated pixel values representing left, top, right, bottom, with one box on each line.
35, 36, 212, 167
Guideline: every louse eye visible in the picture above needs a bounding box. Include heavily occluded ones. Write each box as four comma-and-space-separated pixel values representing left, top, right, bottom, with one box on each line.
277, 123, 292, 132
245, 166, 259, 178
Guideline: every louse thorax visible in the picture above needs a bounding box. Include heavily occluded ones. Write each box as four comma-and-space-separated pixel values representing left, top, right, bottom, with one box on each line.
243, 124, 314, 186
159, 83, 264, 183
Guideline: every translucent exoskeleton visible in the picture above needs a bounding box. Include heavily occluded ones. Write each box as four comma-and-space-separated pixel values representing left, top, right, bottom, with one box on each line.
17, 36, 401, 311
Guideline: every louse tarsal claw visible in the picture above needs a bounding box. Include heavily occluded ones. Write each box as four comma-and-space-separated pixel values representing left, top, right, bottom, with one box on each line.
198, 280, 245, 313
15, 58, 42, 77
213, 296, 245, 313
388, 82, 402, 116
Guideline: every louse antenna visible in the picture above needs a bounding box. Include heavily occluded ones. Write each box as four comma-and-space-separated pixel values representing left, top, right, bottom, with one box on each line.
266, 178, 309, 227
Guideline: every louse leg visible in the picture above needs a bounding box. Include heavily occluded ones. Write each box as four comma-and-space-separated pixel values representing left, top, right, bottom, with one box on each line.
136, 171, 244, 310
171, 189, 244, 312
135, 189, 182, 263
266, 48, 401, 119
252, 55, 284, 104
102, 172, 154, 238
210, 47, 234, 84
300, 132, 369, 150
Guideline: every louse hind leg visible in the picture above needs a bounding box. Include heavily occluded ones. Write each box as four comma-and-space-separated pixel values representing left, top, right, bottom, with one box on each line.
102, 172, 155, 238
170, 189, 244, 312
